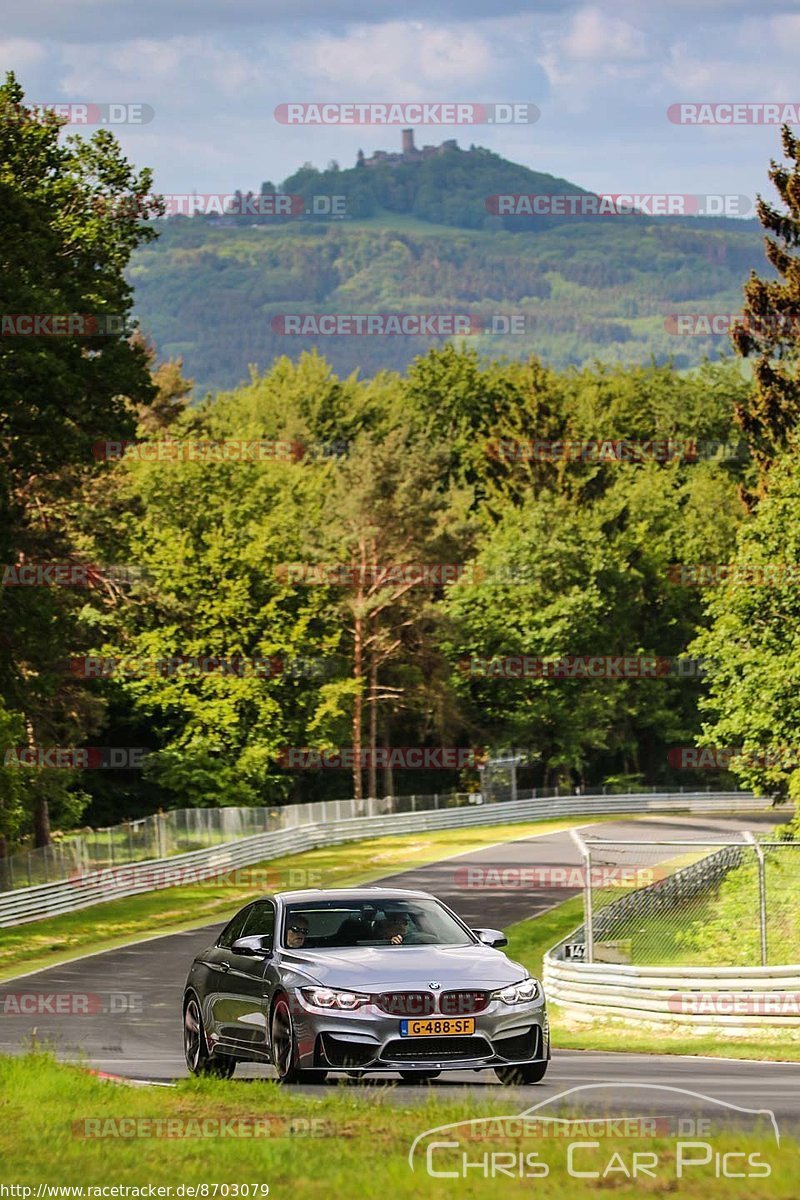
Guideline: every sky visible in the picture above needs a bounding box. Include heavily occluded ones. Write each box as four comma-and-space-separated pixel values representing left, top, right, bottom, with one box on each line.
3, 0, 800, 203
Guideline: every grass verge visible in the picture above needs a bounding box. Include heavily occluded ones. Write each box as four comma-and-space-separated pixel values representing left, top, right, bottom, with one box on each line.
0, 1052, 794, 1197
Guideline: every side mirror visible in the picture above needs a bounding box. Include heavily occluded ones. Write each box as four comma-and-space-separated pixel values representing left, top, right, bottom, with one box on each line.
231, 934, 272, 957
473, 927, 508, 948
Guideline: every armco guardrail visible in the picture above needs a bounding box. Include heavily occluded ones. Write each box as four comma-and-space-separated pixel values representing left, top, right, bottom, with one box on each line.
543, 958, 800, 1029
0, 791, 770, 927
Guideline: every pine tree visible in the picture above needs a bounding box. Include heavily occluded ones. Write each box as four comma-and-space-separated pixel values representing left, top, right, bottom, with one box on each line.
733, 124, 800, 487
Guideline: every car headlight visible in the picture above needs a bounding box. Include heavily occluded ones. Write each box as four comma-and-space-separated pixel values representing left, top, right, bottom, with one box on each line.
300, 987, 370, 1010
491, 977, 540, 1005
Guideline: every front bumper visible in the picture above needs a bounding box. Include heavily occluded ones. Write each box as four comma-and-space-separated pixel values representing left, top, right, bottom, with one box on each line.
293, 993, 550, 1072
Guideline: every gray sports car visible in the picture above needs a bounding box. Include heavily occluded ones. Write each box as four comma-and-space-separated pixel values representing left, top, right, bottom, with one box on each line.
183, 887, 549, 1084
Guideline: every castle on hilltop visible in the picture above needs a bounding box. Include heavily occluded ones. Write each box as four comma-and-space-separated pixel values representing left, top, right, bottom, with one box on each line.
357, 128, 459, 168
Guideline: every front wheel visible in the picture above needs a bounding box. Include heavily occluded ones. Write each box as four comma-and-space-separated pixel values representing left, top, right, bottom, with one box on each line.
184, 996, 236, 1078
270, 996, 326, 1084
494, 1061, 548, 1085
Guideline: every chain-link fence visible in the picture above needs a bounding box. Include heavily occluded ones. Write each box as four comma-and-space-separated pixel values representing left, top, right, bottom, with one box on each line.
569, 831, 800, 968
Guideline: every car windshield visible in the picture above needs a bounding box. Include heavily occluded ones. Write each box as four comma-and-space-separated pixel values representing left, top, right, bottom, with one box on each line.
281, 898, 474, 949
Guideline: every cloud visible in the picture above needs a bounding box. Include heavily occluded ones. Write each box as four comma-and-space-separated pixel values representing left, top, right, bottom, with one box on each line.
3, 0, 798, 45
0, 37, 47, 70
285, 21, 509, 93
563, 7, 648, 61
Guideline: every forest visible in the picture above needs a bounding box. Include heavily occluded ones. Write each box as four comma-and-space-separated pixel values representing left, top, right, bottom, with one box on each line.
3, 73, 800, 852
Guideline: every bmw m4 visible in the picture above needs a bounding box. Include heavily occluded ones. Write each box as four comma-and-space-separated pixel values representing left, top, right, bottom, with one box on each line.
183, 887, 550, 1084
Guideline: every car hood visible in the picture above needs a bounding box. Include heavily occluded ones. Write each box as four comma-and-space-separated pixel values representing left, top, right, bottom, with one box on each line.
279, 943, 529, 989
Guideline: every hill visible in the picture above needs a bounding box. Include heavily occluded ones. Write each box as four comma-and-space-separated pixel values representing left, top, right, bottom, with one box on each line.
129, 140, 767, 396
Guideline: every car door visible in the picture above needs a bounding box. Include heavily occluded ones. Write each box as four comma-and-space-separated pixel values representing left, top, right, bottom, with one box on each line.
203, 904, 252, 1042
218, 899, 277, 1052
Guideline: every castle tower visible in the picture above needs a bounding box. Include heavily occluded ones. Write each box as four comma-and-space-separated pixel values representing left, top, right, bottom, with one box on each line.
401, 128, 416, 157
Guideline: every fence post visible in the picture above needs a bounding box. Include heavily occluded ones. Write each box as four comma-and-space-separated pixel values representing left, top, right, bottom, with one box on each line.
570, 829, 593, 964
744, 832, 767, 966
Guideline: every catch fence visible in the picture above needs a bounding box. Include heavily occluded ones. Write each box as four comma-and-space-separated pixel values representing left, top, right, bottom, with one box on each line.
566, 830, 799, 968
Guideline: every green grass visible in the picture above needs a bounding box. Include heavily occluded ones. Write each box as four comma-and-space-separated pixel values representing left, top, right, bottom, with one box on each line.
0, 815, 607, 982
0, 1053, 794, 1196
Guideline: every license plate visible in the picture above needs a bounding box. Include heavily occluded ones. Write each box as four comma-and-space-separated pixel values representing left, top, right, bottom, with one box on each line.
399, 1018, 475, 1036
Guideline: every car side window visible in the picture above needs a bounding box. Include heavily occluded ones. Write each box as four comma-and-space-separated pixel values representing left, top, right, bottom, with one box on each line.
217, 906, 252, 949
238, 900, 276, 946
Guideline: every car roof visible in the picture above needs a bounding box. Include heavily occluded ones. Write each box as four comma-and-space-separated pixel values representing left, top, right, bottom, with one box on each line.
273, 887, 435, 903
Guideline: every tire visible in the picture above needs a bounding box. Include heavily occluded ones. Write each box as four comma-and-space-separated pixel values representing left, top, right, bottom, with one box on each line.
494, 1061, 548, 1085
184, 996, 236, 1078
270, 996, 327, 1085
399, 1070, 441, 1083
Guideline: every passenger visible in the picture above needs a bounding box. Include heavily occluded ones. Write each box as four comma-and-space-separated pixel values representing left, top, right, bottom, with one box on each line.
376, 913, 408, 944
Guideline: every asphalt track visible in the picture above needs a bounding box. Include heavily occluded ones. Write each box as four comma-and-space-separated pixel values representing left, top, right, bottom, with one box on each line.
1, 810, 798, 1129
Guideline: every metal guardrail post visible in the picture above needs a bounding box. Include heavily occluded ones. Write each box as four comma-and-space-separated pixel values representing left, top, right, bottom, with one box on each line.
744, 831, 768, 966
570, 828, 594, 963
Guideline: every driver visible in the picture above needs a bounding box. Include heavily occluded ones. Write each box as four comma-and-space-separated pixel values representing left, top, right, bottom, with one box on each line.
285, 914, 309, 949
